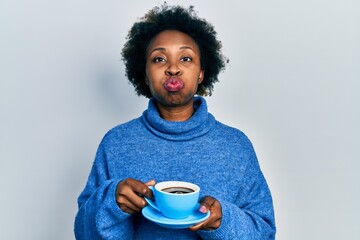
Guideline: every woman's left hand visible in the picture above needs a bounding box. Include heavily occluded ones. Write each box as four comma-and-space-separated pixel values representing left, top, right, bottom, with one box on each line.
188, 196, 222, 231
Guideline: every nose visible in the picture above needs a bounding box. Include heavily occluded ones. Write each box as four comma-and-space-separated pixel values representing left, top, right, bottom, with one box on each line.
165, 61, 181, 76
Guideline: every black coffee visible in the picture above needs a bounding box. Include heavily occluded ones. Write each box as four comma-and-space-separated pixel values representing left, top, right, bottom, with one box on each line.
161, 187, 194, 194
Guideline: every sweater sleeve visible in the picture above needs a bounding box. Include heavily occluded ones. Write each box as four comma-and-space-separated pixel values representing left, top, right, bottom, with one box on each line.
74, 140, 134, 239
198, 140, 276, 239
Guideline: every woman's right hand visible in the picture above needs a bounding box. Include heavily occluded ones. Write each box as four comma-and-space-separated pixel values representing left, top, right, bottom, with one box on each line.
116, 178, 155, 214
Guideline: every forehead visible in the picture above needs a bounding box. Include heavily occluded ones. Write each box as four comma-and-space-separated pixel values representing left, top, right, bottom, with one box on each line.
147, 30, 200, 52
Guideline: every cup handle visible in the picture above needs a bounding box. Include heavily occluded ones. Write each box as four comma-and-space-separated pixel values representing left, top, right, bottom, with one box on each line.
144, 186, 161, 212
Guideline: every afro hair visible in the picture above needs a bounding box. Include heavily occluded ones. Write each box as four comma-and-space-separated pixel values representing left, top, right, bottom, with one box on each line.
121, 4, 228, 98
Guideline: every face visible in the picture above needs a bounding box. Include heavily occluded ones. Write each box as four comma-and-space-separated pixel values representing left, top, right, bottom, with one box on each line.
145, 30, 204, 107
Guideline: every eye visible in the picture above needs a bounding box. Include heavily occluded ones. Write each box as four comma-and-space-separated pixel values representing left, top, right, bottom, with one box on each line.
152, 57, 166, 63
181, 56, 192, 62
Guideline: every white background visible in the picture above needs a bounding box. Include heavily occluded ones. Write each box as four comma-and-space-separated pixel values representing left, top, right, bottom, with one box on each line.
1, 0, 359, 239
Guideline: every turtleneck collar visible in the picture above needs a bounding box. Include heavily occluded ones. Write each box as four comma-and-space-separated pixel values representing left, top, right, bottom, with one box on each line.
141, 96, 215, 141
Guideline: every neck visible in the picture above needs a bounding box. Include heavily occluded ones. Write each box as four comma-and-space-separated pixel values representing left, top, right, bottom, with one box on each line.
156, 101, 194, 121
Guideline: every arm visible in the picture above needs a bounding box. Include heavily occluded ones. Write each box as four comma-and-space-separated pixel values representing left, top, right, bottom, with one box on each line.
197, 173, 275, 239
196, 142, 276, 239
74, 143, 134, 240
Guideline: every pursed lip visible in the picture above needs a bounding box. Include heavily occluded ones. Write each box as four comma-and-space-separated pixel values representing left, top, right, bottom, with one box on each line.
163, 77, 184, 92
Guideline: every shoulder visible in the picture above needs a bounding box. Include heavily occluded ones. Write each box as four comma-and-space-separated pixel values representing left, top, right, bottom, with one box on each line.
213, 120, 252, 145
213, 120, 262, 170
100, 117, 143, 145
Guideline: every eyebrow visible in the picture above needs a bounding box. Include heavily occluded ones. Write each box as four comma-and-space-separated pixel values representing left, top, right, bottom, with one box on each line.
148, 46, 195, 55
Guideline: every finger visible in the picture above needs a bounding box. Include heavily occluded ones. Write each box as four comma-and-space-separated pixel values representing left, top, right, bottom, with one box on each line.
189, 198, 222, 231
126, 178, 153, 199
188, 215, 219, 231
122, 186, 148, 209
189, 211, 218, 231
116, 191, 146, 211
143, 180, 155, 198
199, 196, 216, 213
189, 212, 221, 231
117, 180, 148, 209
188, 220, 206, 231
117, 195, 141, 213
208, 219, 221, 230
203, 200, 222, 230
120, 204, 138, 215
144, 179, 156, 186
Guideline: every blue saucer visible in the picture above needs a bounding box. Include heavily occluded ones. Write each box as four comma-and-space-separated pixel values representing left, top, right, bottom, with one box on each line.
142, 203, 210, 229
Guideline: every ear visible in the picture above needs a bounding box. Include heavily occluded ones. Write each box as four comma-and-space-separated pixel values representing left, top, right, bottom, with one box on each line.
198, 70, 205, 84
144, 77, 149, 85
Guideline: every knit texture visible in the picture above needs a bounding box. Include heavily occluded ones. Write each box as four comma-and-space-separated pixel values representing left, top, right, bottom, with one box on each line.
74, 97, 276, 239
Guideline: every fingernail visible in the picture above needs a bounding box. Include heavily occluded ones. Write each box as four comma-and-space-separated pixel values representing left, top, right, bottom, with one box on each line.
199, 205, 207, 213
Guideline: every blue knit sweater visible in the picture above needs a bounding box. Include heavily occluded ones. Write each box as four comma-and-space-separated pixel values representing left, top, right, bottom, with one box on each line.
74, 97, 276, 239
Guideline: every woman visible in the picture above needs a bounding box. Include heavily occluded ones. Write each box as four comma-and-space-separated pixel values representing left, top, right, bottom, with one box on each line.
75, 4, 276, 239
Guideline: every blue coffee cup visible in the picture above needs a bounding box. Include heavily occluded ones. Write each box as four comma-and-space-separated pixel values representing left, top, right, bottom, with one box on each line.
145, 181, 200, 219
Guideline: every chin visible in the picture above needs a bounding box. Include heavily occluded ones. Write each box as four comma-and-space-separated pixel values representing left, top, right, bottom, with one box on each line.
158, 93, 191, 106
